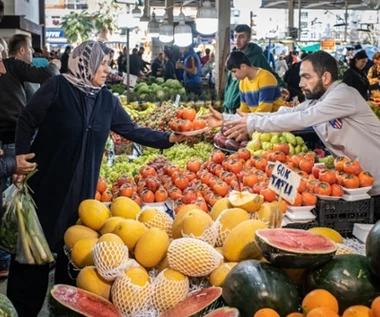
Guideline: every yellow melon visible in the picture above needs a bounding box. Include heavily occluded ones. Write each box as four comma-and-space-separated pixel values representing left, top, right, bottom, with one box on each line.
215, 208, 250, 246
110, 197, 140, 219
135, 228, 169, 269
71, 237, 98, 268
223, 219, 267, 262
257, 202, 282, 228
210, 197, 232, 220
209, 262, 237, 286
97, 233, 124, 245
172, 205, 202, 239
137, 208, 173, 236
214, 247, 225, 258
182, 209, 213, 237
64, 225, 99, 249
308, 227, 343, 244
100, 217, 125, 235
152, 269, 189, 312
76, 266, 112, 300
78, 199, 111, 231
228, 190, 263, 213
167, 238, 223, 277
113, 219, 146, 251
335, 243, 355, 255
111, 267, 151, 316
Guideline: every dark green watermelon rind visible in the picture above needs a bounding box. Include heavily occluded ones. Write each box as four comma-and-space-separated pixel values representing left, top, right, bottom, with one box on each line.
366, 220, 380, 279
255, 236, 335, 269
159, 287, 223, 317
49, 284, 121, 317
0, 294, 18, 317
203, 307, 240, 317
222, 260, 300, 317
306, 254, 380, 315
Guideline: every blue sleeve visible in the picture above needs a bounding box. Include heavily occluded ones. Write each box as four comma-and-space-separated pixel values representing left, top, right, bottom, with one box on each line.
15, 77, 59, 155
259, 86, 281, 103
110, 98, 172, 149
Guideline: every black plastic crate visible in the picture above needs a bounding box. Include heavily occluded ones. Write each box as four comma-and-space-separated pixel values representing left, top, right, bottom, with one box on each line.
315, 199, 374, 237
373, 196, 380, 222
283, 221, 319, 230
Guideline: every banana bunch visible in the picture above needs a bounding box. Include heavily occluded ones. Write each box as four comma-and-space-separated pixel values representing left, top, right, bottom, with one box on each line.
196, 106, 211, 118
123, 102, 156, 118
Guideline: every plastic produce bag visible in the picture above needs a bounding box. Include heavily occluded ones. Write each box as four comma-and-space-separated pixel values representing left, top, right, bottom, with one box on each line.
0, 185, 19, 253
0, 172, 54, 264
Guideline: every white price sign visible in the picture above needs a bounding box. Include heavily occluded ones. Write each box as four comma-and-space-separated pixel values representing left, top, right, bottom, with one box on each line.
122, 73, 138, 88
268, 162, 301, 204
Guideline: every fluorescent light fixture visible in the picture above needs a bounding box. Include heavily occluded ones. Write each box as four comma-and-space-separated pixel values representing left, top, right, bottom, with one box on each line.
195, 0, 217, 35
174, 9, 193, 47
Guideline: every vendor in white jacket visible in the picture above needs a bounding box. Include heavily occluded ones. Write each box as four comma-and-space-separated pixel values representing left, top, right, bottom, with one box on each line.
206, 51, 380, 196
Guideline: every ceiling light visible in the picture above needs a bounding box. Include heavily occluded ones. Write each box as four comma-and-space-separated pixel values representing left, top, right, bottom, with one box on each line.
174, 9, 193, 47
195, 0, 217, 35
148, 10, 159, 38
131, 2, 141, 18
159, 10, 174, 43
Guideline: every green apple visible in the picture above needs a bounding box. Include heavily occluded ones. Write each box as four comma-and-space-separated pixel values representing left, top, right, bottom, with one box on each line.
247, 138, 262, 151
253, 149, 264, 156
270, 135, 280, 144
283, 132, 297, 145
302, 145, 309, 153
279, 137, 286, 143
296, 136, 305, 146
295, 145, 302, 154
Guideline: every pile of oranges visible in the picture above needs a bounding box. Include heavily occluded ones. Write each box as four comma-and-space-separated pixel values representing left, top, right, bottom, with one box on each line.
168, 108, 207, 132
253, 289, 379, 317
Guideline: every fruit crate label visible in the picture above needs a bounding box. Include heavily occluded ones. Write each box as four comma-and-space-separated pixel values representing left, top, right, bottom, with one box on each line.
269, 162, 301, 204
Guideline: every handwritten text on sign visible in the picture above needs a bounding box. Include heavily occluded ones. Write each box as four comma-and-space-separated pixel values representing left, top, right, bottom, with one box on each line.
268, 162, 301, 204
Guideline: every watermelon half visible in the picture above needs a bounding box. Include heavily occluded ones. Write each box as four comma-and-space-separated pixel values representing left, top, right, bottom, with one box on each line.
255, 228, 337, 268
204, 307, 240, 317
49, 284, 122, 317
159, 287, 223, 317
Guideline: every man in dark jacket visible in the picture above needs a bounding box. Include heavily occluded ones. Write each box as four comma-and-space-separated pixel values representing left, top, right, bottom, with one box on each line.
224, 24, 287, 113
128, 48, 142, 77
60, 45, 71, 73
151, 53, 164, 77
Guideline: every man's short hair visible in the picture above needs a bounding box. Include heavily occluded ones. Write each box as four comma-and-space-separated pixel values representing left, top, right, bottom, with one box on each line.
205, 48, 210, 54
226, 51, 251, 71
302, 51, 338, 81
234, 24, 251, 37
8, 34, 30, 56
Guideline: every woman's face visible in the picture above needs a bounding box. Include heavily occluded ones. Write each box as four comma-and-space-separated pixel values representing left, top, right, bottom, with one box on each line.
91, 55, 110, 87
355, 58, 368, 70
375, 58, 380, 67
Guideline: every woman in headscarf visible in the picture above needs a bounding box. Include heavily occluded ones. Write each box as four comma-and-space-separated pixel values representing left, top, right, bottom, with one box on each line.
342, 50, 370, 100
7, 41, 187, 317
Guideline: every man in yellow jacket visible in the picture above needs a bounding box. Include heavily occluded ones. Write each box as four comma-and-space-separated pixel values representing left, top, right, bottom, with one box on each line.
226, 51, 285, 113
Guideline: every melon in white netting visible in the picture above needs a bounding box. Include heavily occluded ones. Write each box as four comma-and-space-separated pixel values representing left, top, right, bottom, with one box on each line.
111, 267, 151, 316
152, 269, 189, 312
137, 208, 173, 237
93, 237, 129, 281
167, 238, 223, 277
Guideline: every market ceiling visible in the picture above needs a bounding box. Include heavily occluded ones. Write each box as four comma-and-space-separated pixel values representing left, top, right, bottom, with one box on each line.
260, 0, 377, 10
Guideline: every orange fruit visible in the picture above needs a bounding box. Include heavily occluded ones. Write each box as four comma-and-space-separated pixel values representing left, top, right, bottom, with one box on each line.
372, 297, 380, 317
306, 307, 340, 317
343, 306, 372, 317
254, 308, 280, 317
302, 289, 339, 314
287, 313, 304, 317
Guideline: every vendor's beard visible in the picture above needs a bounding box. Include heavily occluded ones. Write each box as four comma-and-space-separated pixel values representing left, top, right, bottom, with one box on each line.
303, 79, 326, 100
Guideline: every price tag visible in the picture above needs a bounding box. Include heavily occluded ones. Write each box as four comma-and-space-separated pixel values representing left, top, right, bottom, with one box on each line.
174, 94, 181, 108
122, 73, 138, 88
268, 162, 301, 204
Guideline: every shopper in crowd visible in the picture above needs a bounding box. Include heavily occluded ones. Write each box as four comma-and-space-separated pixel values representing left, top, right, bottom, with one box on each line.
284, 52, 309, 103
9, 40, 187, 317
138, 46, 150, 73
129, 47, 143, 77
202, 53, 216, 89
275, 55, 288, 79
163, 49, 176, 81
117, 47, 127, 74
367, 52, 380, 94
263, 45, 276, 70
60, 45, 71, 73
226, 51, 284, 113
176, 44, 203, 96
109, 49, 116, 69
151, 52, 164, 77
342, 50, 369, 100
201, 48, 211, 66
205, 50, 380, 196
224, 24, 287, 114
0, 42, 38, 279
32, 48, 49, 68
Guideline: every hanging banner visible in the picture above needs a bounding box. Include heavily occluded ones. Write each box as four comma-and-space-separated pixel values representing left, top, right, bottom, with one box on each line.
321, 39, 336, 52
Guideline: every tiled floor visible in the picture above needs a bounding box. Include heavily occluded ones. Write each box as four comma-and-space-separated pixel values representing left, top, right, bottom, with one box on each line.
0, 271, 53, 317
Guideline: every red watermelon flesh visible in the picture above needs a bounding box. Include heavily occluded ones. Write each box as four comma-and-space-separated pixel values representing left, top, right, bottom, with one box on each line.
159, 287, 222, 317
257, 228, 336, 253
204, 307, 240, 317
49, 284, 122, 317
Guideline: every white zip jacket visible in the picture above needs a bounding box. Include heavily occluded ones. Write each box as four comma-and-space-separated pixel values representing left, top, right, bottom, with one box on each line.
224, 81, 380, 195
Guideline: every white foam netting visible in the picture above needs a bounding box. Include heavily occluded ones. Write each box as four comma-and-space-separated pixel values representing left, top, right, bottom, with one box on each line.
136, 209, 173, 237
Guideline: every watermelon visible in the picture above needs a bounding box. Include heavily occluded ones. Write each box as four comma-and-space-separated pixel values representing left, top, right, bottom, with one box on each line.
204, 307, 240, 317
0, 294, 17, 317
306, 255, 380, 314
222, 260, 299, 317
49, 284, 121, 317
366, 220, 380, 279
255, 228, 337, 269
159, 287, 223, 317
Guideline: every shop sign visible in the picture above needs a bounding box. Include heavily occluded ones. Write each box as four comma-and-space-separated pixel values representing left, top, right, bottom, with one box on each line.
321, 40, 336, 52
46, 29, 65, 39
268, 162, 301, 204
